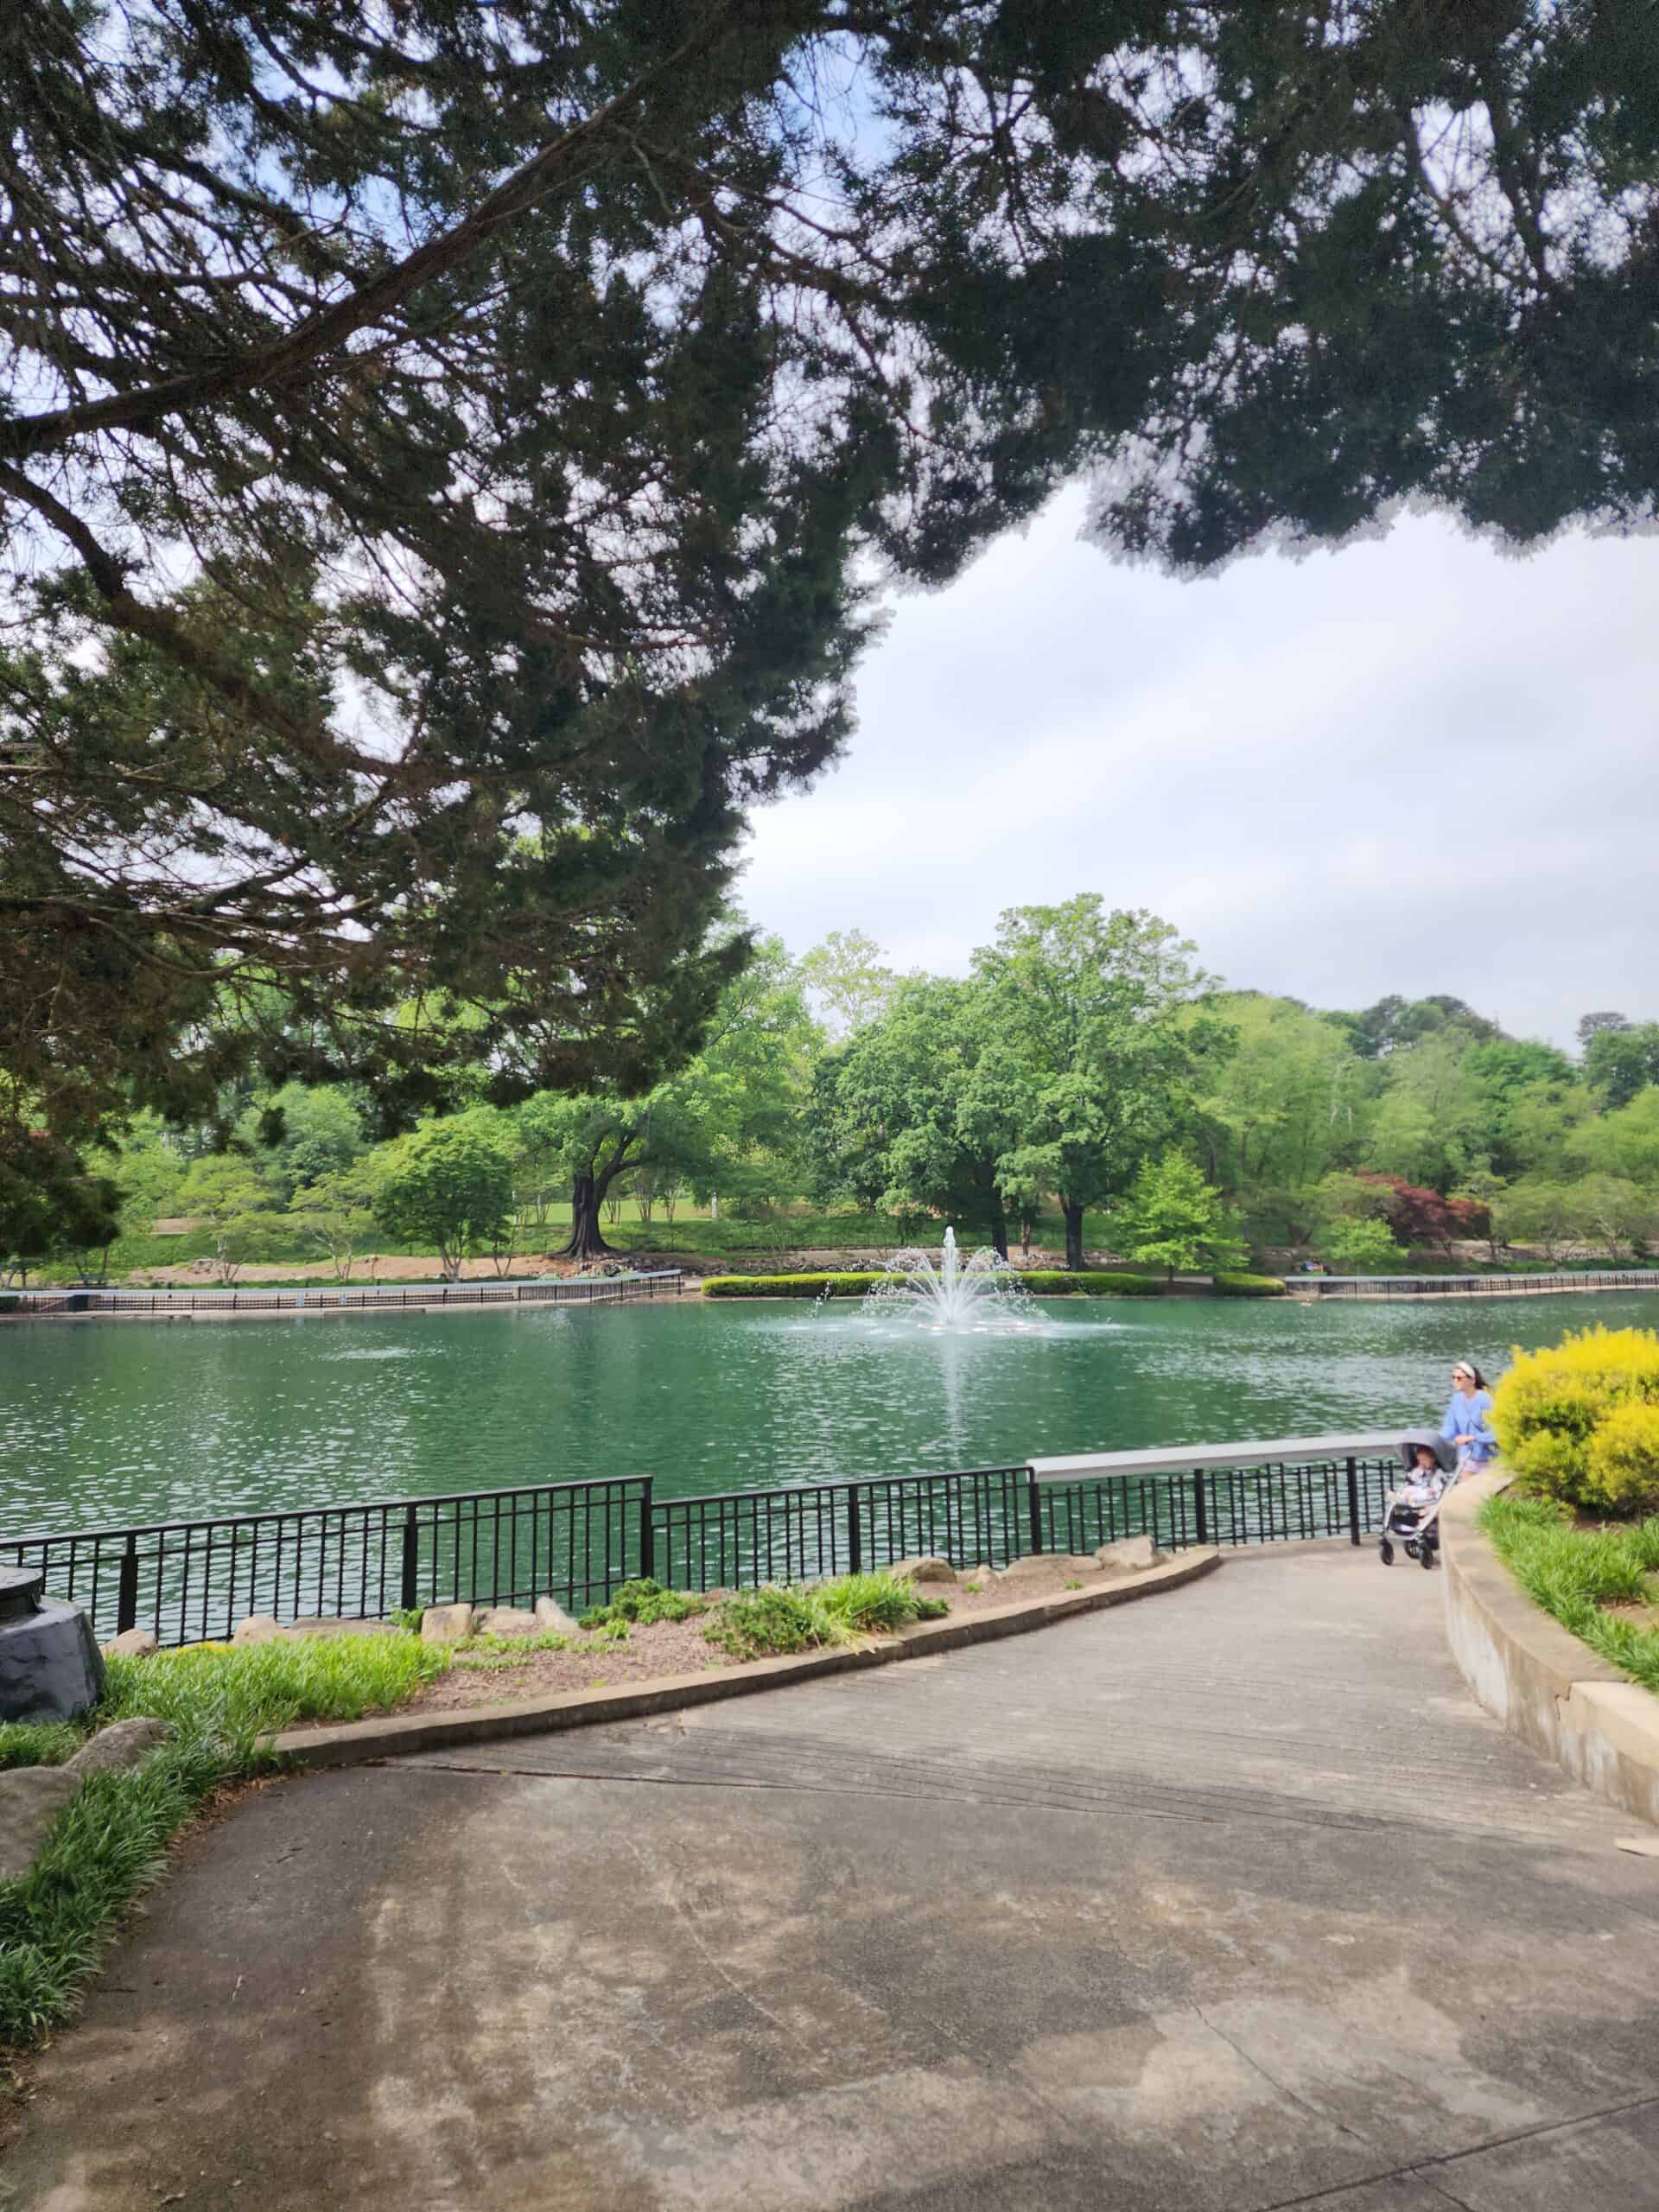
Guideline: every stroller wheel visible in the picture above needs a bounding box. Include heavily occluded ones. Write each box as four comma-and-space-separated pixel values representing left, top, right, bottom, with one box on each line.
1380, 1540, 1395, 1566
1420, 1541, 1437, 1570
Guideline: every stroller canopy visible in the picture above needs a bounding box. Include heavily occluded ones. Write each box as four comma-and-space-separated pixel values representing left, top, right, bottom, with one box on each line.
1398, 1429, 1455, 1472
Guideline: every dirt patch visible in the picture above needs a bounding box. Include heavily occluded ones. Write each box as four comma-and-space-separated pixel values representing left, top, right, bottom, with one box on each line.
381, 1558, 1143, 1717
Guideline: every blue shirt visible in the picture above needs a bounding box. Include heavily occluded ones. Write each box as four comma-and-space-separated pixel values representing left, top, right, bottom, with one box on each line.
1440, 1389, 1497, 1463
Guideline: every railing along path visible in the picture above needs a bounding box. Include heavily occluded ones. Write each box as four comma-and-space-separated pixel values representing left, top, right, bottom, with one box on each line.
0, 1271, 683, 1319
10, 1433, 1418, 1648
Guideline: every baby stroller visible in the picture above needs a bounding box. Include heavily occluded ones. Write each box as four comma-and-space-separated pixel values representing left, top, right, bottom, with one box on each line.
1379, 1431, 1456, 1571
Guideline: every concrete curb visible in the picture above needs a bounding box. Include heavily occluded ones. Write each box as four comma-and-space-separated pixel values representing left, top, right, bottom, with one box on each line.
270, 1547, 1223, 1770
1440, 1474, 1659, 1828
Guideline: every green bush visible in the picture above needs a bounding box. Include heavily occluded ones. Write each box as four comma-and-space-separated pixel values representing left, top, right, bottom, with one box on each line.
1016, 1271, 1164, 1297
699, 1272, 884, 1299
1211, 1271, 1288, 1298
1492, 1325, 1659, 1516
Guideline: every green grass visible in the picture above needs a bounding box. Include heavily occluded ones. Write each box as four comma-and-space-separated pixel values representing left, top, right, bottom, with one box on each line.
0, 1722, 83, 1771
1480, 1491, 1659, 1695
703, 1571, 948, 1660
0, 1631, 448, 2046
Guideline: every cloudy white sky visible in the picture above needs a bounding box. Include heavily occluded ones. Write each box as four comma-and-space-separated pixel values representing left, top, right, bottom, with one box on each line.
737, 486, 1656, 1051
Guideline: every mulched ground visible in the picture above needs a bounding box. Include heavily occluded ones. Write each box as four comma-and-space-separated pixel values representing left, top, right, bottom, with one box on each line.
400, 1554, 1134, 1714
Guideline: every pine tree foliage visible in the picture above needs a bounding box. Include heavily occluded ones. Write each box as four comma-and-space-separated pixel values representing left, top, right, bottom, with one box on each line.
4, 0, 1656, 1153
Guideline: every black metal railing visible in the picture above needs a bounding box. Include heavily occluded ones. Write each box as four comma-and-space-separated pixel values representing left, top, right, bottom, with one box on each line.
11, 1447, 1409, 1648
0, 1271, 682, 1320
1282, 1268, 1659, 1299
6, 1478, 647, 1649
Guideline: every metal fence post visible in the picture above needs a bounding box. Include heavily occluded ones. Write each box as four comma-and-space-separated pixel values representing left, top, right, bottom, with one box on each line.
846, 1483, 863, 1574
399, 1504, 421, 1611
116, 1534, 139, 1634
1345, 1456, 1362, 1546
1026, 1467, 1045, 1555
1192, 1469, 1209, 1548
639, 1477, 655, 1582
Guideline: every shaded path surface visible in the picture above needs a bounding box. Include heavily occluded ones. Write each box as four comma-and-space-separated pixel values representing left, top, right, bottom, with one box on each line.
9, 1547, 1659, 2210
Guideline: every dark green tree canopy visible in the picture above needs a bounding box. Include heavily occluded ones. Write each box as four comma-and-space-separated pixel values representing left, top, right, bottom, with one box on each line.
5, 0, 1656, 1146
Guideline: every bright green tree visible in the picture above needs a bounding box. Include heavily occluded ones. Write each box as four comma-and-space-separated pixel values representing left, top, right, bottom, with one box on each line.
808, 977, 1027, 1256
1109, 1157, 1246, 1283
1313, 1216, 1402, 1274
797, 932, 899, 1046
1198, 994, 1374, 1239
238, 1084, 366, 1204
373, 1124, 514, 1281
972, 900, 1224, 1272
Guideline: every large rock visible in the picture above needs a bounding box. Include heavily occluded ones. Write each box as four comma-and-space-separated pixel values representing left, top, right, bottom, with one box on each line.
474, 1606, 539, 1639
103, 1628, 158, 1660
284, 1617, 399, 1639
421, 1603, 474, 1646
534, 1597, 580, 1637
888, 1557, 958, 1586
1095, 1535, 1162, 1575
999, 1553, 1100, 1580
0, 1765, 79, 1883
65, 1718, 173, 1779
0, 1599, 105, 1723
232, 1614, 284, 1646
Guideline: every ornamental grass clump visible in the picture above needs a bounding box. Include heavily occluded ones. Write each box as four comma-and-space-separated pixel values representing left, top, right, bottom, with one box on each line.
577, 1579, 705, 1630
704, 1570, 946, 1660
1491, 1325, 1659, 1516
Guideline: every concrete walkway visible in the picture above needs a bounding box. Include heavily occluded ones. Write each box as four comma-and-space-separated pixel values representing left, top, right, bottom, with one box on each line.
9, 1546, 1659, 2210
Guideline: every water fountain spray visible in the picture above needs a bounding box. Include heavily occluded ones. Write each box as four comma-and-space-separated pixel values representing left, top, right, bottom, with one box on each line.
862, 1227, 1034, 1331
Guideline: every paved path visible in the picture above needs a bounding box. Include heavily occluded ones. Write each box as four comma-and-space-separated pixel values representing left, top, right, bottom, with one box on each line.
9, 1546, 1659, 2210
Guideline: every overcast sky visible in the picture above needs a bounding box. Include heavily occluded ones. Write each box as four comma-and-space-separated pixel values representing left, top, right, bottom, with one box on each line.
736, 486, 1656, 1051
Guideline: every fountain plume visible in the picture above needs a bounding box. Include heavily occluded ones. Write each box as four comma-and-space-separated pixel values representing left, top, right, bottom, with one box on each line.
862, 1228, 1034, 1331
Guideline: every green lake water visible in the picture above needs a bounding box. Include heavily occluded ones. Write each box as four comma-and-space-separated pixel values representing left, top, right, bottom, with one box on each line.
8, 1290, 1659, 1535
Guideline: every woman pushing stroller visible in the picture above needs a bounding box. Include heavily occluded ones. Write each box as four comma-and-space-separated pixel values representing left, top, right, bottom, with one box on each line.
1379, 1361, 1497, 1570
1441, 1360, 1497, 1478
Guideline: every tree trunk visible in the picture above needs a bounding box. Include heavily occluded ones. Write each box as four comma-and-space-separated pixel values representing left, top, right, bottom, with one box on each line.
1061, 1198, 1085, 1274
988, 1196, 1009, 1262
558, 1170, 616, 1261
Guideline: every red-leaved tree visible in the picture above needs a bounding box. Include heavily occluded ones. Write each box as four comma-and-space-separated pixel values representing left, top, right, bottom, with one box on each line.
1357, 1174, 1491, 1257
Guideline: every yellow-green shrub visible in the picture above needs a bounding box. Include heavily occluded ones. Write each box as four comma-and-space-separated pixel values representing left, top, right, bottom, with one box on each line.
1493, 1325, 1659, 1515
1586, 1401, 1659, 1515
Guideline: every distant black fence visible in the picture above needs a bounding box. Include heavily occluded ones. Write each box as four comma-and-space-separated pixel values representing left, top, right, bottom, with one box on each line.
0, 1271, 682, 1320
10, 1449, 1405, 1648
1283, 1268, 1659, 1299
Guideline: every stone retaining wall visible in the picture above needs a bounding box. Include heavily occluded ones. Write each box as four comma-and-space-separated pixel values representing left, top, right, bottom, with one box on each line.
1439, 1473, 1659, 1828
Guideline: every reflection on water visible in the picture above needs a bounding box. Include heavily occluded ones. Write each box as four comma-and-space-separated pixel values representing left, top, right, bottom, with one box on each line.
5, 1292, 1659, 1533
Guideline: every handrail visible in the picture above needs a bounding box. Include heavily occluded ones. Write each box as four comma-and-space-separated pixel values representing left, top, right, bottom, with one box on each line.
1031, 1431, 1417, 1483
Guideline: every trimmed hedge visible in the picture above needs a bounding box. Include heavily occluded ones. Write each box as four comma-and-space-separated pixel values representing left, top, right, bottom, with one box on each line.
1015, 1271, 1162, 1296
699, 1269, 1164, 1299
1212, 1271, 1288, 1298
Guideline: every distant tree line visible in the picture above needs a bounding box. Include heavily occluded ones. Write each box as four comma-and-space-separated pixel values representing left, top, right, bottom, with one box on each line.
10, 901, 1659, 1287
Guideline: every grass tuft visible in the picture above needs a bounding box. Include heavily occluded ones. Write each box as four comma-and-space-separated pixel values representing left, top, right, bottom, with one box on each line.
703, 1570, 947, 1660
578, 1579, 705, 1630
0, 1722, 83, 1771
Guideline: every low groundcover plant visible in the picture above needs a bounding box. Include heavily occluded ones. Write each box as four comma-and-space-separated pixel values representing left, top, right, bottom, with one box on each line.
0, 1631, 446, 2046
